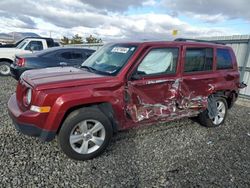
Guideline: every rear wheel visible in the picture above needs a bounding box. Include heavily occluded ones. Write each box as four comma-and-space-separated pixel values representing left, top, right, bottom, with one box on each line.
58, 107, 113, 160
199, 97, 228, 127
0, 61, 11, 76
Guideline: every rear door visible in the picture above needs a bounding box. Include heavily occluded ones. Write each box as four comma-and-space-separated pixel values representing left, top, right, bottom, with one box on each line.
125, 45, 181, 124
215, 48, 239, 91
180, 45, 216, 110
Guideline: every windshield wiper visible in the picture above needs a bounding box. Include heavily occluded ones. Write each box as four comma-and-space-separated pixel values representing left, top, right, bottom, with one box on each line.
81, 65, 98, 73
81, 65, 112, 75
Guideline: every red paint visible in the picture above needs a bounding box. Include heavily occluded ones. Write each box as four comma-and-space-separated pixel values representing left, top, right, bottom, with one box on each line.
8, 41, 242, 137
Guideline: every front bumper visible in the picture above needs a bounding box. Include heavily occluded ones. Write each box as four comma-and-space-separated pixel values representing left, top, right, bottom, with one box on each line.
8, 94, 56, 141
12, 120, 55, 141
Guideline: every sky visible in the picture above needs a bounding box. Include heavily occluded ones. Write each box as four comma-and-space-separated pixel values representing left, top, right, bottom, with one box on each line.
0, 0, 250, 41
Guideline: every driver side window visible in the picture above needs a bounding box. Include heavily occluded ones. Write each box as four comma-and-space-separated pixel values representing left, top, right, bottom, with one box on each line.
137, 48, 178, 75
25, 41, 43, 51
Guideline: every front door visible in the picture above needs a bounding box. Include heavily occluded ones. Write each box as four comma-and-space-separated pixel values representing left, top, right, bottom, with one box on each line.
125, 46, 181, 125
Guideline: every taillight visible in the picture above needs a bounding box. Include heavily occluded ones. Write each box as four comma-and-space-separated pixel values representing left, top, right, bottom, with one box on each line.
16, 58, 26, 67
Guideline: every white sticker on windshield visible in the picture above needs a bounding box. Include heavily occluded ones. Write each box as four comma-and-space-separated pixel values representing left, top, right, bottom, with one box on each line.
111, 47, 129, 53
130, 47, 135, 51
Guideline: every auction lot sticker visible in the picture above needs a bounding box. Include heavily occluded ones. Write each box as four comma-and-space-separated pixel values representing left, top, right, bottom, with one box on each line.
111, 47, 129, 53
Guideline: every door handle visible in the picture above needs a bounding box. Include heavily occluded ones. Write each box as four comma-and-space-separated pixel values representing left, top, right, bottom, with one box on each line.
59, 62, 68, 66
225, 74, 235, 80
130, 79, 172, 86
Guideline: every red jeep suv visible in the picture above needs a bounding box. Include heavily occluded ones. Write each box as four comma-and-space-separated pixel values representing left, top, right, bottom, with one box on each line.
8, 39, 245, 160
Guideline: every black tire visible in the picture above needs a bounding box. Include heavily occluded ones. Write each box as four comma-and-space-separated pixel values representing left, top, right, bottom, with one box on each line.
0, 61, 11, 76
58, 107, 113, 160
199, 96, 228, 127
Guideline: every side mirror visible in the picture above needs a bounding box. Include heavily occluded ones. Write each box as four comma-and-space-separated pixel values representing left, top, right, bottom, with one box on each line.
131, 72, 142, 80
59, 62, 68, 66
30, 46, 35, 52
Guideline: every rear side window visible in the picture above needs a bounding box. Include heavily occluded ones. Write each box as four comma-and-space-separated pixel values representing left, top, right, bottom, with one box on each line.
59, 51, 84, 60
61, 52, 72, 59
84, 50, 95, 58
216, 49, 233, 70
71, 52, 83, 59
184, 48, 213, 72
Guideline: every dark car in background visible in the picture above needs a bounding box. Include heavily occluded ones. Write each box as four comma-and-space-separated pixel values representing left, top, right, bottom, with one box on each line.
10, 47, 95, 80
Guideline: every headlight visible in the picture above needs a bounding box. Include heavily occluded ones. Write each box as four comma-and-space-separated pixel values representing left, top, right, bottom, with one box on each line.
24, 88, 32, 106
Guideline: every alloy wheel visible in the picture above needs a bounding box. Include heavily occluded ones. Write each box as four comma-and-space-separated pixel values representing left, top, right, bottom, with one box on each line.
212, 101, 226, 125
69, 119, 106, 154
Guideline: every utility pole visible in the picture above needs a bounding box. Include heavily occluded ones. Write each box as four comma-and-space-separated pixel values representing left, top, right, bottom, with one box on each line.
12, 32, 15, 43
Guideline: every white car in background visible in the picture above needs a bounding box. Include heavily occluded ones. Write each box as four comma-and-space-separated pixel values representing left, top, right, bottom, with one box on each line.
0, 37, 58, 76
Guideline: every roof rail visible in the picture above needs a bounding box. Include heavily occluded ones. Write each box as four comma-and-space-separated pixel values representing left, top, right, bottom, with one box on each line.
174, 38, 226, 45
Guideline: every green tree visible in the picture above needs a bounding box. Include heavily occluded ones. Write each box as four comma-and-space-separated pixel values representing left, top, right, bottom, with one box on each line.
86, 35, 102, 43
71, 34, 83, 44
61, 36, 69, 44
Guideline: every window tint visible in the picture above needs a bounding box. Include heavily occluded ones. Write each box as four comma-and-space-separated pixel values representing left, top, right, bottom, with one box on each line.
84, 50, 94, 58
25, 41, 43, 51
137, 48, 178, 75
71, 52, 83, 59
61, 52, 72, 59
46, 39, 54, 47
54, 42, 60, 47
184, 48, 213, 72
217, 49, 233, 70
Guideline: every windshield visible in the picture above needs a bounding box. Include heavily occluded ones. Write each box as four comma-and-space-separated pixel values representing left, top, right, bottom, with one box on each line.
82, 43, 137, 75
16, 40, 28, 49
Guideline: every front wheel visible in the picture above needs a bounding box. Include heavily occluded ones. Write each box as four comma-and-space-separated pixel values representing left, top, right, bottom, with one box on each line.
199, 97, 228, 127
0, 61, 11, 76
58, 107, 113, 160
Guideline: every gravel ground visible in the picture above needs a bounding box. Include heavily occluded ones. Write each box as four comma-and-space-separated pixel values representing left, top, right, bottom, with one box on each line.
0, 76, 250, 187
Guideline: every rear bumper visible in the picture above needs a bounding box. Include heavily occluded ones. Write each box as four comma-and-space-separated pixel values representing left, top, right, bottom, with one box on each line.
238, 82, 247, 89
8, 94, 56, 141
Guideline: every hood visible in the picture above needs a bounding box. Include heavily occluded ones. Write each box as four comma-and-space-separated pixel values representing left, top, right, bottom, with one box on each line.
0, 44, 15, 48
21, 67, 113, 90
0, 48, 17, 53
0, 47, 28, 55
